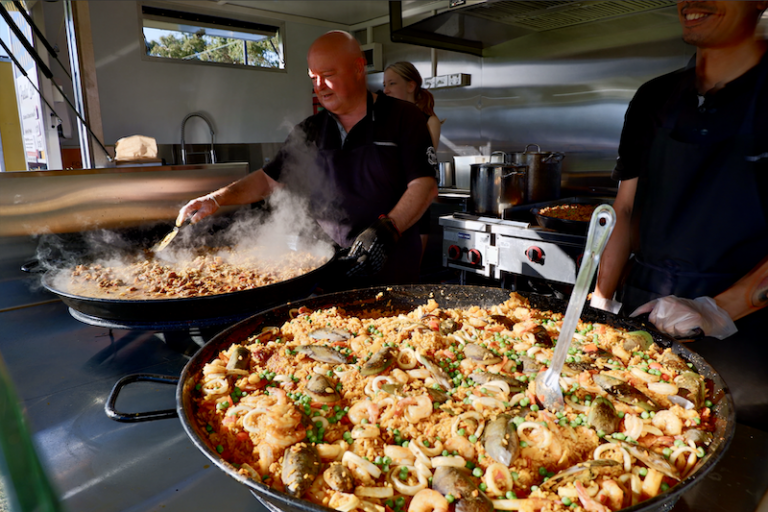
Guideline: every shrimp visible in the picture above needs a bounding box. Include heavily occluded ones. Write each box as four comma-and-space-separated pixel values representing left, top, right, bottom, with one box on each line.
597, 479, 624, 510
384, 445, 416, 465
408, 489, 449, 512
348, 400, 380, 425
395, 395, 433, 423
444, 436, 476, 460
487, 356, 513, 374
575, 481, 611, 512
652, 410, 683, 436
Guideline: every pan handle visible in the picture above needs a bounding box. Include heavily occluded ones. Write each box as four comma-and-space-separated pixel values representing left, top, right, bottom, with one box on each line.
21, 259, 43, 273
105, 373, 179, 422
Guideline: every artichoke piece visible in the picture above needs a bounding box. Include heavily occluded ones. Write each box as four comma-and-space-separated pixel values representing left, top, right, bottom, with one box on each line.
305, 374, 340, 403
282, 443, 321, 497
483, 414, 519, 466
361, 347, 397, 376
593, 373, 660, 412
623, 330, 654, 352
588, 396, 619, 434
295, 345, 348, 365
463, 343, 502, 365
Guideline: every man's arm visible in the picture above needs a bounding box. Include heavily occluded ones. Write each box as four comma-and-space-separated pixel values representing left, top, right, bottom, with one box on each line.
386, 176, 438, 233
177, 169, 279, 225
715, 255, 768, 321
594, 178, 637, 302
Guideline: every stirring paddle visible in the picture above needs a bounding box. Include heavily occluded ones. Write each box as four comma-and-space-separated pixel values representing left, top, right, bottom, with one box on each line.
535, 204, 616, 412
151, 217, 190, 253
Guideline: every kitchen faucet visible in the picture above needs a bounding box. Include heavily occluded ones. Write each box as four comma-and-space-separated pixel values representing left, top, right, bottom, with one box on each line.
180, 113, 216, 164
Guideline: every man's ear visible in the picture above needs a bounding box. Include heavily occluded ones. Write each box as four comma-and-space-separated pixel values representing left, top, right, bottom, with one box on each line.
354, 56, 367, 76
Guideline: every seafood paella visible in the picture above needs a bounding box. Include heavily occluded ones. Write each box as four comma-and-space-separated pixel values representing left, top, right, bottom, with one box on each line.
191, 292, 717, 512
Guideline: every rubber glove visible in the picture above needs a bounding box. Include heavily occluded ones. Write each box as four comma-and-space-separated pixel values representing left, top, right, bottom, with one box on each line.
176, 193, 220, 226
589, 294, 622, 314
630, 296, 738, 340
346, 215, 401, 277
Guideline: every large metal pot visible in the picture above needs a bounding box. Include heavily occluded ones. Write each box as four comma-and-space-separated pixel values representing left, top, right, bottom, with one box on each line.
105, 284, 735, 512
468, 162, 528, 217
509, 143, 565, 203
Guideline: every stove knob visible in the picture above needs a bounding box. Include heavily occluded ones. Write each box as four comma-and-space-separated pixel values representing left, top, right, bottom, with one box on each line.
526, 246, 545, 264
448, 245, 462, 260
468, 249, 482, 266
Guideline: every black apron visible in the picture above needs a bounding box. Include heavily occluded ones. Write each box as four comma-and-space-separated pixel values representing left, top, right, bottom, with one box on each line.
312, 95, 421, 285
619, 61, 768, 431
620, 61, 768, 312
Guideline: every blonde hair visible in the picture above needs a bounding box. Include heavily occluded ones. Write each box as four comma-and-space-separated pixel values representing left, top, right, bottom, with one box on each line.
385, 61, 436, 117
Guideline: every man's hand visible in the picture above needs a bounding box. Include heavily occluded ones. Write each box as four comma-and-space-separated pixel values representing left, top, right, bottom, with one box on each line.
346, 216, 401, 277
630, 296, 738, 340
176, 194, 220, 226
589, 294, 622, 314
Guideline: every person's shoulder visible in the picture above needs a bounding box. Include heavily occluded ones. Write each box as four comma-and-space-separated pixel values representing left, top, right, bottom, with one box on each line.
374, 91, 423, 118
635, 64, 692, 98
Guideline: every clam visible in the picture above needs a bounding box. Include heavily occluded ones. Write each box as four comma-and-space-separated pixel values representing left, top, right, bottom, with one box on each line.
282, 443, 321, 497
226, 346, 251, 371
309, 327, 352, 342
361, 347, 396, 376
587, 396, 619, 434
541, 459, 620, 492
323, 463, 355, 493
614, 439, 681, 480
295, 345, 348, 365
305, 374, 340, 403
416, 352, 454, 391
463, 343, 502, 365
483, 414, 519, 466
593, 373, 660, 412
432, 467, 493, 512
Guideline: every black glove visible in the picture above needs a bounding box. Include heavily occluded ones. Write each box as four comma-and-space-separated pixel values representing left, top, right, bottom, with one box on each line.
346, 216, 401, 277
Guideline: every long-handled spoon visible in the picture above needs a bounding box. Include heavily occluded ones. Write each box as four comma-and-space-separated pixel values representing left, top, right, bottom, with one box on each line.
535, 204, 616, 412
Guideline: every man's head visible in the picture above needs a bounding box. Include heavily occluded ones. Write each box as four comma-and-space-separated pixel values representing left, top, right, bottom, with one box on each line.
307, 31, 367, 116
677, 1, 767, 48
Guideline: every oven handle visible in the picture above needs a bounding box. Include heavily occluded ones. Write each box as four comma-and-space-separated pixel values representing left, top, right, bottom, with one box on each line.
105, 373, 179, 422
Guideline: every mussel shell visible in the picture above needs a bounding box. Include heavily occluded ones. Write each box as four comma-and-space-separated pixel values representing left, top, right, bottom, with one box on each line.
483, 414, 519, 466
309, 328, 352, 342
593, 374, 660, 412
439, 318, 459, 335
226, 346, 251, 371
683, 428, 714, 446
660, 350, 691, 374
361, 347, 397, 376
487, 315, 515, 329
432, 467, 493, 512
674, 371, 705, 409
519, 354, 543, 374
416, 352, 454, 390
587, 396, 619, 434
323, 463, 355, 493
463, 343, 502, 365
282, 443, 321, 497
530, 325, 553, 347
615, 440, 681, 480
541, 459, 620, 492
305, 374, 340, 403
427, 387, 450, 404
381, 383, 405, 397
295, 345, 348, 364
468, 372, 526, 393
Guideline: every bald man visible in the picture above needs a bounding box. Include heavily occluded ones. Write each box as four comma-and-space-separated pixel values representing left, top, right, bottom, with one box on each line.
178, 31, 438, 285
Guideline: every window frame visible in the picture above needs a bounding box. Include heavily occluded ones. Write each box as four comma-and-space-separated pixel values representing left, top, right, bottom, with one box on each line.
137, 1, 287, 73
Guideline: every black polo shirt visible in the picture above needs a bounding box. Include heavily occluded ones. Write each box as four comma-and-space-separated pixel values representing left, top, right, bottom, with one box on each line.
614, 52, 768, 182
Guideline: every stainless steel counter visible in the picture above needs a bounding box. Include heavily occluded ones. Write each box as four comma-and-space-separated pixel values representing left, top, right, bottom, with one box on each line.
2, 248, 768, 512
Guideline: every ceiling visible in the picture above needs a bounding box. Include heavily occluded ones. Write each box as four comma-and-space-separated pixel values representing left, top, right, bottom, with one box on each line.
210, 0, 444, 27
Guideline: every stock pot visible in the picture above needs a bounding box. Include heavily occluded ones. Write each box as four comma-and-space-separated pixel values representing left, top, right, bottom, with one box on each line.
468, 162, 527, 217
509, 143, 565, 203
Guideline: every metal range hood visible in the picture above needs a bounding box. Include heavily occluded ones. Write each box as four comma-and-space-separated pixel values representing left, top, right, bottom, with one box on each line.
390, 0, 676, 56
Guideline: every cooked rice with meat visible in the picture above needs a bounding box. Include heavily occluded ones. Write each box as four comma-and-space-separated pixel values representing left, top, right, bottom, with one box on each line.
192, 292, 717, 512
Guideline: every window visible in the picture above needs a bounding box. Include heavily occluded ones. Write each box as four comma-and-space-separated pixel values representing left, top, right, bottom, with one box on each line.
141, 5, 284, 70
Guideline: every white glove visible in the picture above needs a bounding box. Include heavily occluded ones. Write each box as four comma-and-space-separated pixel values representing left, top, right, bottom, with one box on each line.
630, 296, 738, 340
590, 295, 622, 314
176, 194, 220, 226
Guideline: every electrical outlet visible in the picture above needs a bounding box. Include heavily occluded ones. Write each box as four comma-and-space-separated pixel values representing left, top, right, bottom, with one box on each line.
449, 73, 462, 86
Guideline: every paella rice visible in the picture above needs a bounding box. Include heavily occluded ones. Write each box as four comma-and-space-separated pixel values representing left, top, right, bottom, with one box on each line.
192, 292, 717, 512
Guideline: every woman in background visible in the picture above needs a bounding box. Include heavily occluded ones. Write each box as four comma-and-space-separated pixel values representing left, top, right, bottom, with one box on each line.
383, 61, 442, 262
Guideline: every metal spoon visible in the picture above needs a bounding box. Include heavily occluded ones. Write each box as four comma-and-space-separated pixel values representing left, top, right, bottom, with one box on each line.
535, 204, 616, 412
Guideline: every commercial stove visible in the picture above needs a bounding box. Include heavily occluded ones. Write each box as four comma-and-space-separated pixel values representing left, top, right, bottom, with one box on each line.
440, 209, 586, 286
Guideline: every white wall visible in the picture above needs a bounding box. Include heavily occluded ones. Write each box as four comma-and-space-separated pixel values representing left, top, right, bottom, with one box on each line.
88, 1, 330, 146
